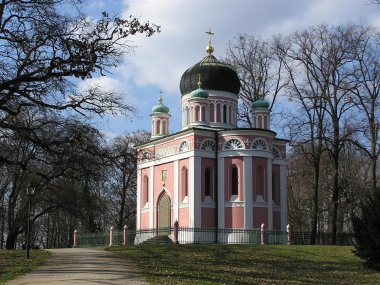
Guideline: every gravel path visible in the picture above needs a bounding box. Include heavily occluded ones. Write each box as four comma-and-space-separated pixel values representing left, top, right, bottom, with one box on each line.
6, 248, 148, 285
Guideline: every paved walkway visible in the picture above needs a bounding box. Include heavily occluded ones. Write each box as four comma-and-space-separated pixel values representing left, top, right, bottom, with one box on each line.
6, 248, 148, 285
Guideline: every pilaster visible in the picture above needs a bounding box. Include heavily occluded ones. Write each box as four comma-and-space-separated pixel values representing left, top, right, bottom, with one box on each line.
217, 157, 225, 229
149, 166, 154, 229
174, 160, 179, 223
194, 156, 201, 227
244, 157, 253, 229
267, 159, 273, 230
136, 169, 141, 230
280, 164, 288, 230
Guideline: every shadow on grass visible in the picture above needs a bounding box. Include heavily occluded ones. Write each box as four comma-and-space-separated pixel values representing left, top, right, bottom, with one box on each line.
110, 244, 380, 285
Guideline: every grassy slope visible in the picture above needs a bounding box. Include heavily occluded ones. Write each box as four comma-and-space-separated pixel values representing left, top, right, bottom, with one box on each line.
0, 250, 50, 284
109, 244, 380, 285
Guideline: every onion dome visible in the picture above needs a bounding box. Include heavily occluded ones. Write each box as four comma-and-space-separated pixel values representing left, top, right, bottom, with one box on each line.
190, 77, 209, 99
180, 54, 240, 96
152, 97, 169, 114
252, 98, 270, 109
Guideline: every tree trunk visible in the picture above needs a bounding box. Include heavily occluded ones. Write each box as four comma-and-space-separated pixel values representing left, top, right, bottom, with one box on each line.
5, 230, 19, 249
310, 164, 319, 245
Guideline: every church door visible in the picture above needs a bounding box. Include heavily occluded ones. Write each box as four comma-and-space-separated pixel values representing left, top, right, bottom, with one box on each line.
158, 193, 171, 235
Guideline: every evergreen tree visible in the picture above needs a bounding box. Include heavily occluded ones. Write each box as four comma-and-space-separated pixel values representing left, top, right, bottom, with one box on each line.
352, 189, 380, 270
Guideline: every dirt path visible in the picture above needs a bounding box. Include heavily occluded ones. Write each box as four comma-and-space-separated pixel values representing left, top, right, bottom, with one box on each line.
6, 248, 148, 285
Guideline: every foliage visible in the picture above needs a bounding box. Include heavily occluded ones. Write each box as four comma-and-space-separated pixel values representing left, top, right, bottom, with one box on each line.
105, 131, 150, 230
109, 244, 380, 284
352, 189, 380, 270
0, 249, 50, 283
0, 0, 158, 249
224, 35, 287, 127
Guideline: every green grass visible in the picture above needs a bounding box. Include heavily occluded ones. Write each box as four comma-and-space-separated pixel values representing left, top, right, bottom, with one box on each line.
109, 244, 380, 284
0, 249, 50, 284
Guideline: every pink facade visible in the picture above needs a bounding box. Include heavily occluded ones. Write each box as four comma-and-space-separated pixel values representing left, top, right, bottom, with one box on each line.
136, 42, 288, 241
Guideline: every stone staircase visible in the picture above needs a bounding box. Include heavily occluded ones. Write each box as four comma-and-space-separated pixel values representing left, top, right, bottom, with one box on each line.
142, 235, 174, 245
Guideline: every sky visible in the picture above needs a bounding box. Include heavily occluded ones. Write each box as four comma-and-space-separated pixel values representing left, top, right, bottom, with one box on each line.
81, 0, 380, 138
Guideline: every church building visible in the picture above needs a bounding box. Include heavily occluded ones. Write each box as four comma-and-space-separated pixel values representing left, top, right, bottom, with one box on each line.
135, 32, 288, 243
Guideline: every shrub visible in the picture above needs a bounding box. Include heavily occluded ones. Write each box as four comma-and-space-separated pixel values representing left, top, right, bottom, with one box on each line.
352, 188, 380, 270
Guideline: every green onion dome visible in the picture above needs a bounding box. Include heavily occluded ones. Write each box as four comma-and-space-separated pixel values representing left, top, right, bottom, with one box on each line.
152, 97, 169, 114
190, 80, 209, 99
252, 98, 270, 109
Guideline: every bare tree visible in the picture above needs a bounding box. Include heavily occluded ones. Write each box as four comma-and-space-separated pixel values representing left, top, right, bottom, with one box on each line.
348, 26, 380, 194
106, 131, 150, 230
279, 24, 360, 243
225, 35, 287, 126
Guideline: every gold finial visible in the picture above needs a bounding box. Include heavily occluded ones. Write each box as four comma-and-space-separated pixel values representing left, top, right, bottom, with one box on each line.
205, 28, 214, 54
198, 74, 202, 88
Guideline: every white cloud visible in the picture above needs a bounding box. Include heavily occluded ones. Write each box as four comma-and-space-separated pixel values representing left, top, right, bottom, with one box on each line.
77, 76, 145, 109
89, 0, 380, 134
121, 0, 380, 95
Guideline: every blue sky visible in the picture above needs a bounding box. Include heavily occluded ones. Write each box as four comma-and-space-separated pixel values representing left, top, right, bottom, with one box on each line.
80, 0, 380, 138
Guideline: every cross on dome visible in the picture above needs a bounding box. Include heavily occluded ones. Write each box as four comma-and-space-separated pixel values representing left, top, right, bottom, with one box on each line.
205, 28, 214, 54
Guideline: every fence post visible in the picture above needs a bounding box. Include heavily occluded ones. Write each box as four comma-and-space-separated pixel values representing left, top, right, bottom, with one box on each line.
174, 220, 179, 244
109, 226, 114, 247
287, 224, 292, 245
261, 223, 265, 245
73, 229, 78, 248
123, 225, 128, 246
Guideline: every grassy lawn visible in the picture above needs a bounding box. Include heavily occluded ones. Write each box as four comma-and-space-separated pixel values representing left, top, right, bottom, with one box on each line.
0, 250, 50, 284
109, 244, 380, 284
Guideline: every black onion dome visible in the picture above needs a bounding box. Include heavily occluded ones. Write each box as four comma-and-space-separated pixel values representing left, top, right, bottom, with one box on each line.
180, 54, 240, 96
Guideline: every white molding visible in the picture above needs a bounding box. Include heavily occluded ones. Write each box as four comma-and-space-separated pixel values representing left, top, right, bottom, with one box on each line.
267, 159, 273, 230
224, 201, 244, 207
218, 157, 225, 229
136, 169, 141, 230
141, 208, 149, 214
280, 164, 288, 231
189, 156, 195, 227
201, 202, 216, 208
194, 156, 201, 227
179, 203, 189, 208
174, 160, 179, 223
149, 166, 154, 229
253, 201, 268, 207
218, 150, 273, 158
244, 157, 253, 229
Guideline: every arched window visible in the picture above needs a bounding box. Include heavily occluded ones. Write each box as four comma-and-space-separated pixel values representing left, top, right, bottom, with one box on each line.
217, 103, 221, 122
201, 106, 206, 122
231, 166, 238, 196
205, 168, 211, 196
162, 120, 167, 134
258, 115, 262, 128
142, 175, 149, 206
272, 172, 278, 205
256, 166, 265, 197
195, 105, 200, 121
156, 120, 161, 135
229, 105, 232, 124
264, 115, 268, 129
210, 103, 215, 122
223, 104, 227, 123
186, 106, 190, 124
181, 166, 188, 200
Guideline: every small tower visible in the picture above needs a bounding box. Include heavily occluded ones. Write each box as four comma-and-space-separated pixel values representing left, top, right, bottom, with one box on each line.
252, 98, 270, 129
187, 76, 210, 127
151, 97, 170, 140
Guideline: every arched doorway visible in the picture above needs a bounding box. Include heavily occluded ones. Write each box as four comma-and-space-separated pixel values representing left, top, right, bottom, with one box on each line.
157, 192, 171, 235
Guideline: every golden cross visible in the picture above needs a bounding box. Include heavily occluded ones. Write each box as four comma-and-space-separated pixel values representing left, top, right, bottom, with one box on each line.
206, 28, 214, 43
